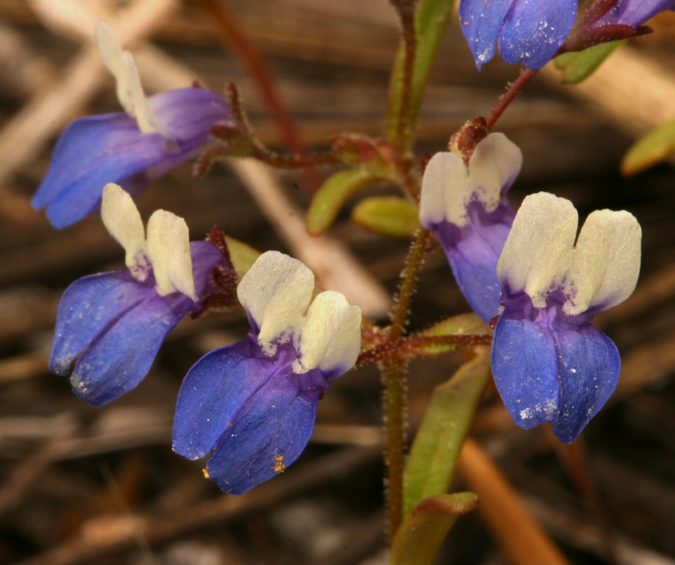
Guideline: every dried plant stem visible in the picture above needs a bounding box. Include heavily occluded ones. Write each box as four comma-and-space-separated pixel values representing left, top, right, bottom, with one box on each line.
192, 0, 318, 190
383, 228, 430, 540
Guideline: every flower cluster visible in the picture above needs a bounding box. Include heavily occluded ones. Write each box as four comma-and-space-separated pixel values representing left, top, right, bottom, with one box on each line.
51, 185, 362, 490
37, 22, 364, 494
38, 5, 649, 507
421, 133, 641, 443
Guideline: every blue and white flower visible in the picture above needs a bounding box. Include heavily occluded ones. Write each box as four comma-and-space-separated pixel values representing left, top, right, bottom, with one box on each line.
50, 183, 226, 406
492, 192, 641, 443
33, 22, 232, 229
459, 0, 577, 70
419, 133, 522, 324
172, 251, 362, 495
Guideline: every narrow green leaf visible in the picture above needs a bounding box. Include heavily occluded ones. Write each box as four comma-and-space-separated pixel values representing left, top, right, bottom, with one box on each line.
351, 196, 419, 238
306, 169, 382, 236
622, 117, 675, 176
404, 349, 491, 516
225, 236, 260, 279
392, 492, 479, 565
387, 0, 457, 149
419, 313, 492, 355
554, 40, 624, 84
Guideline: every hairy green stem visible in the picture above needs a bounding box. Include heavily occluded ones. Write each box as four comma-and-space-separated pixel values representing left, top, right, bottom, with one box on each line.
391, 229, 430, 340
384, 228, 431, 541
392, 8, 417, 150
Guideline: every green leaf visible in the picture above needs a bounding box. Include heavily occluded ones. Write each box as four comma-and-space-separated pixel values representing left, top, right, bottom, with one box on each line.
392, 492, 479, 565
554, 40, 624, 84
622, 117, 675, 176
225, 236, 260, 279
404, 349, 491, 516
351, 196, 419, 238
387, 0, 457, 149
418, 313, 492, 355
306, 168, 383, 236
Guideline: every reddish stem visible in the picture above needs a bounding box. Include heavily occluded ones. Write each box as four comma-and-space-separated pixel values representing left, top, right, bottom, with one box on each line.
195, 0, 319, 191
485, 69, 537, 130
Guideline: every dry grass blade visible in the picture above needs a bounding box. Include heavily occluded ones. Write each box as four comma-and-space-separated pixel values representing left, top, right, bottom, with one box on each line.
458, 438, 572, 565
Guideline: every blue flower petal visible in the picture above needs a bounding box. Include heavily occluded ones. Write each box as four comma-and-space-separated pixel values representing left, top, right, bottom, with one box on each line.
499, 0, 577, 70
460, 0, 515, 69
599, 0, 675, 26
150, 88, 232, 143
437, 203, 514, 323
491, 312, 560, 429
172, 339, 276, 460
189, 241, 227, 299
33, 88, 232, 229
70, 291, 182, 405
205, 378, 319, 494
50, 271, 151, 375
550, 324, 620, 444
33, 113, 168, 228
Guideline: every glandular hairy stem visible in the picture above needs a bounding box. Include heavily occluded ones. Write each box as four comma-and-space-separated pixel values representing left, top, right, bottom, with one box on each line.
383, 228, 430, 541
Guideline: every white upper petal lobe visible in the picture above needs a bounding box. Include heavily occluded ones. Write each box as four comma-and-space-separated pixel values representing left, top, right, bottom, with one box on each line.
419, 133, 522, 228
96, 21, 163, 135
238, 251, 362, 373
101, 183, 147, 276
147, 210, 196, 300
497, 192, 641, 314
238, 251, 314, 355
100, 183, 196, 300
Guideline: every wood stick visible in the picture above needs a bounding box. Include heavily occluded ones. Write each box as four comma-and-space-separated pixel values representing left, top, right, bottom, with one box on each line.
0, 22, 56, 98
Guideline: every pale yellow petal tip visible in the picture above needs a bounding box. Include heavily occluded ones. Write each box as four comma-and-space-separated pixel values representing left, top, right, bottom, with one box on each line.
500, 192, 642, 315
101, 183, 147, 274
147, 210, 196, 300
420, 133, 522, 229
95, 20, 162, 135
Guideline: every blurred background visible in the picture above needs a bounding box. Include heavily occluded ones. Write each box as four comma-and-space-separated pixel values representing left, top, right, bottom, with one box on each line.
0, 0, 675, 563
